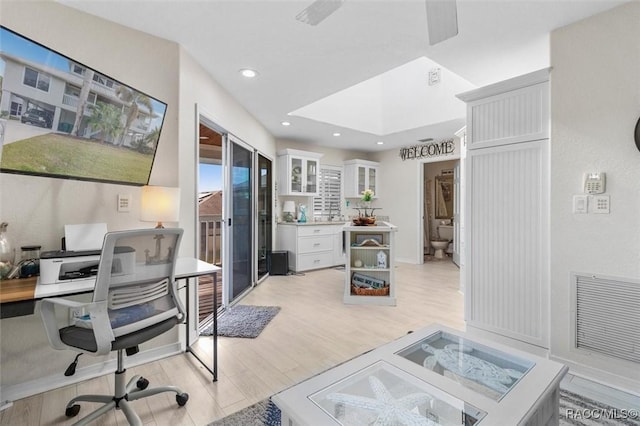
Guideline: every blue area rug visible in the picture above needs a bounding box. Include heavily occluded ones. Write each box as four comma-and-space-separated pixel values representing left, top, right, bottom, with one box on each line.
201, 305, 281, 338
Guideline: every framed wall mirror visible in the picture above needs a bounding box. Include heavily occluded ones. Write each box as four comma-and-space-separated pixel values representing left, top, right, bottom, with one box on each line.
435, 175, 454, 219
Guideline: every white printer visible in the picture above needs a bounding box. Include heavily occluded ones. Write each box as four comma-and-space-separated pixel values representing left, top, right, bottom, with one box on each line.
38, 223, 135, 285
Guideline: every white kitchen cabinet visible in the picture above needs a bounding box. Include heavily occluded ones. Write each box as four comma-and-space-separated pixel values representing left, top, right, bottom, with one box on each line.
343, 159, 379, 198
277, 223, 346, 272
343, 222, 396, 306
277, 149, 323, 196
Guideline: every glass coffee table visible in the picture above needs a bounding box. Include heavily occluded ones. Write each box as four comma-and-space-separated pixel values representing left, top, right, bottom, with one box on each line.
272, 324, 567, 425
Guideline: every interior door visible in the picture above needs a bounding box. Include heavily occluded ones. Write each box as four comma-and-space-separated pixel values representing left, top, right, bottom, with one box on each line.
452, 162, 460, 266
224, 135, 254, 304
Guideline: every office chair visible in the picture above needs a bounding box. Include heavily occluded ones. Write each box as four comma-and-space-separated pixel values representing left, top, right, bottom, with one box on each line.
41, 228, 189, 426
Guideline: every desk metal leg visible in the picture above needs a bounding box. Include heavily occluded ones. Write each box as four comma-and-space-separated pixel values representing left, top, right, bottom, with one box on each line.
184, 272, 218, 382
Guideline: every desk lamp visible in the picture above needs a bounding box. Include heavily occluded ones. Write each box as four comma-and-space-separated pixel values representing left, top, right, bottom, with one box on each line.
141, 186, 180, 263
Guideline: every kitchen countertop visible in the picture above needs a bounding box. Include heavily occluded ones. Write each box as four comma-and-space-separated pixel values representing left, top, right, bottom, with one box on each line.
277, 221, 348, 226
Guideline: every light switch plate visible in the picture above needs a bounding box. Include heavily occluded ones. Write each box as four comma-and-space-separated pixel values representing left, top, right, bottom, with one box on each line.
573, 195, 588, 214
592, 195, 610, 214
118, 194, 131, 212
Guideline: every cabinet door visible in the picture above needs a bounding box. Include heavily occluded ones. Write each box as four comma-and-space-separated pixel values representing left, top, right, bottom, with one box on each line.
368, 167, 376, 195
357, 166, 366, 195
305, 158, 318, 194
291, 157, 303, 194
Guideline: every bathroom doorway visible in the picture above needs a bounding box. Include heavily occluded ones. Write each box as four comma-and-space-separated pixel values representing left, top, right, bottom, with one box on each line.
422, 159, 460, 265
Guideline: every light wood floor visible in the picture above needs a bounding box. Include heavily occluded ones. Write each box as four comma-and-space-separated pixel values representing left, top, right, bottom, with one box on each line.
0, 260, 462, 426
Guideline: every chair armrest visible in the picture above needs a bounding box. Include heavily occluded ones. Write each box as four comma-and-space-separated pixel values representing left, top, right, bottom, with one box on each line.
40, 298, 115, 355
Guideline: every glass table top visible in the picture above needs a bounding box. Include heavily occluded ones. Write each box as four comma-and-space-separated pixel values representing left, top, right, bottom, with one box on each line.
396, 331, 535, 401
309, 361, 486, 425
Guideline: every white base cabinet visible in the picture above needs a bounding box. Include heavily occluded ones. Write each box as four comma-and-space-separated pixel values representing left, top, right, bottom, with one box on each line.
277, 223, 346, 272
344, 222, 397, 306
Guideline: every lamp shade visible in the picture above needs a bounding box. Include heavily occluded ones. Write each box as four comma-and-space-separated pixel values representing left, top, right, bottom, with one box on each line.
141, 186, 180, 228
283, 201, 296, 213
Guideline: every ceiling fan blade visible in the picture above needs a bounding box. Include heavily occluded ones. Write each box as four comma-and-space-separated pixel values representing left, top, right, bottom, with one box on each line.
296, 0, 345, 26
425, 0, 458, 45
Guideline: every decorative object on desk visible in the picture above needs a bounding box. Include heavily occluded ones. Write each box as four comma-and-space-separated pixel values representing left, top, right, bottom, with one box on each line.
19, 245, 41, 278
282, 201, 296, 223
376, 250, 387, 269
201, 305, 281, 338
141, 186, 180, 264
298, 204, 307, 223
0, 222, 14, 279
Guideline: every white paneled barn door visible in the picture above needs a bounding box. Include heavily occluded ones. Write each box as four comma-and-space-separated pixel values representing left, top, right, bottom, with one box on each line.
458, 69, 550, 349
466, 140, 549, 347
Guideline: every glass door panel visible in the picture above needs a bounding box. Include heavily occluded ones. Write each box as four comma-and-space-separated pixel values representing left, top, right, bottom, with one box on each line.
227, 137, 254, 302
368, 167, 376, 194
306, 159, 317, 193
257, 154, 272, 281
291, 157, 302, 193
357, 166, 365, 194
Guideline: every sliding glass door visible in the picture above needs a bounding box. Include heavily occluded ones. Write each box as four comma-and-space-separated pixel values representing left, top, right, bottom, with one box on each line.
225, 136, 254, 303
257, 154, 272, 282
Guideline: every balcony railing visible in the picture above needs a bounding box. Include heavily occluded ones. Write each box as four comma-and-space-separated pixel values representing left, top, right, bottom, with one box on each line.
198, 217, 223, 324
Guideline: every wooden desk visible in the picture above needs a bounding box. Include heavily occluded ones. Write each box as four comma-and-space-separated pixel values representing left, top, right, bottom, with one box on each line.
0, 276, 37, 303
0, 258, 219, 381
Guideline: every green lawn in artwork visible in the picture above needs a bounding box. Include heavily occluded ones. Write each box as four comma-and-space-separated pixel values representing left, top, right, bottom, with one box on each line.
1, 133, 153, 184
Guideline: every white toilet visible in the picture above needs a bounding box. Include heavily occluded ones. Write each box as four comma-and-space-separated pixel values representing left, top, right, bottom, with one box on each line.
430, 225, 453, 259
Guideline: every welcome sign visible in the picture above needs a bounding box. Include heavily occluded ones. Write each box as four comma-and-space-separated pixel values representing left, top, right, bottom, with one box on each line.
399, 138, 455, 161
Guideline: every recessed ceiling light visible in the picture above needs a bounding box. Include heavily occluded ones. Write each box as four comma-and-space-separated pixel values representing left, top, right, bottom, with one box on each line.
333, 132, 341, 137
377, 141, 384, 145
281, 121, 291, 126
240, 69, 258, 78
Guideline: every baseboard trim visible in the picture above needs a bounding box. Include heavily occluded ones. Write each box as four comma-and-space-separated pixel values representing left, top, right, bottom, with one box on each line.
550, 354, 640, 398
0, 343, 182, 403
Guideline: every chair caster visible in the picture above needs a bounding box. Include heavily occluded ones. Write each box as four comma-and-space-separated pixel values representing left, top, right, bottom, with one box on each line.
65, 404, 81, 417
176, 393, 189, 406
136, 377, 150, 390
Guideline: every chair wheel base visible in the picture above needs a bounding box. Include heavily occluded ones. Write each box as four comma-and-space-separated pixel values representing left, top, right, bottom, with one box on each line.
176, 393, 189, 406
136, 377, 149, 390
65, 404, 81, 417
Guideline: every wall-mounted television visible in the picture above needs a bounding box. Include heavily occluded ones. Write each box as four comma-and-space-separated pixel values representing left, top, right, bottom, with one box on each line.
0, 26, 167, 186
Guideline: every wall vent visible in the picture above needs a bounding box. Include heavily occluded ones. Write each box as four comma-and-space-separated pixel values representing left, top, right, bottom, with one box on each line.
573, 273, 640, 364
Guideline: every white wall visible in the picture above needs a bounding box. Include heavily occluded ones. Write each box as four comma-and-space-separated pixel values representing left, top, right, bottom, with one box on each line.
178, 49, 277, 257
549, 2, 640, 389
0, 0, 278, 400
0, 0, 182, 399
0, 2, 181, 252
371, 140, 460, 263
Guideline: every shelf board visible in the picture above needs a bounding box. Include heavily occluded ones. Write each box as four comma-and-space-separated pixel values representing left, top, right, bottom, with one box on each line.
350, 267, 390, 272
350, 245, 389, 250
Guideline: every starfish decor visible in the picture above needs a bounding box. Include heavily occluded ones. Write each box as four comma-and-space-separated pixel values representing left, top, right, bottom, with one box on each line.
326, 375, 437, 426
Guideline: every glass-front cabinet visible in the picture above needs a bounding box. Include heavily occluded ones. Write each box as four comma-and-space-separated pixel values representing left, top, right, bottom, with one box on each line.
277, 148, 323, 196
344, 159, 379, 198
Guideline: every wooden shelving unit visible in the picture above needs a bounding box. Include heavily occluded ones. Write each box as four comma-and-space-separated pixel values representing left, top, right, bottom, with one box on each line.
343, 221, 397, 306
